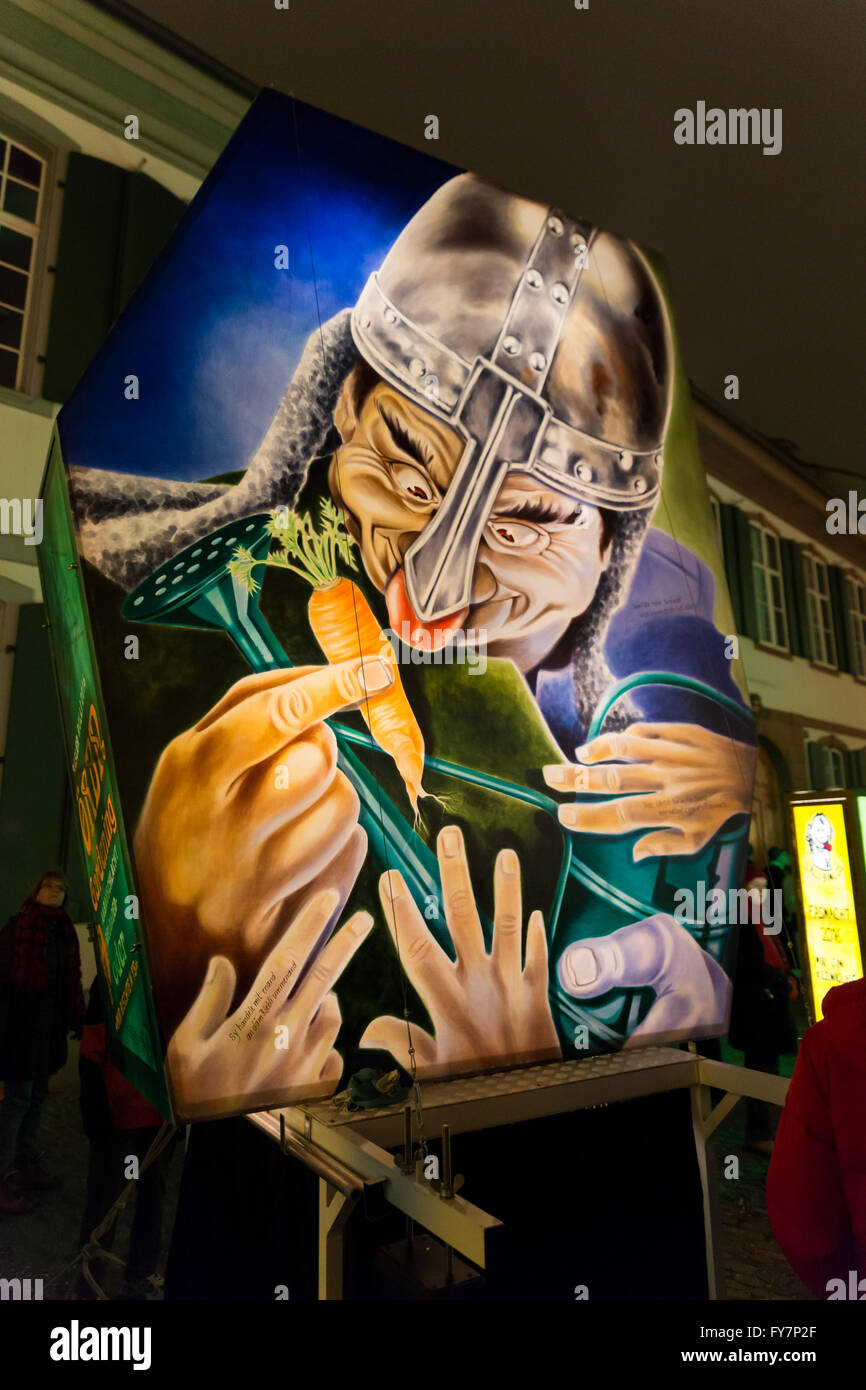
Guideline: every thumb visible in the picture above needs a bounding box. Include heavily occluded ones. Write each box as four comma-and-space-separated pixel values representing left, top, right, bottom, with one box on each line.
359, 1015, 412, 1070
359, 1015, 437, 1073
632, 830, 689, 862
557, 915, 679, 997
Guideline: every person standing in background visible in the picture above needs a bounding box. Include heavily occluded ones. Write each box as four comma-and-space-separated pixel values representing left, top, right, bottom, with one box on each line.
76, 982, 169, 1298
767, 975, 866, 1296
0, 870, 85, 1213
727, 848, 797, 1155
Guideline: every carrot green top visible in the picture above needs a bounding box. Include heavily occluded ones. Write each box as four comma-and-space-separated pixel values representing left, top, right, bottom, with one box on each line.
228, 499, 358, 593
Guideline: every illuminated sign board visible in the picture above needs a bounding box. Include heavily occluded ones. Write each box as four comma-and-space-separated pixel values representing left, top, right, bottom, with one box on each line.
792, 802, 863, 1020
43, 89, 756, 1122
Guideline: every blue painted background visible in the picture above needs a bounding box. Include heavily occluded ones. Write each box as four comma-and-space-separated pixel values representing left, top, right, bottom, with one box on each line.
58, 90, 460, 482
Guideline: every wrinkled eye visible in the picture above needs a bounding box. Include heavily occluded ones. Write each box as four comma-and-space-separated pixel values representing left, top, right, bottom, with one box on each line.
390, 461, 438, 504
487, 518, 544, 549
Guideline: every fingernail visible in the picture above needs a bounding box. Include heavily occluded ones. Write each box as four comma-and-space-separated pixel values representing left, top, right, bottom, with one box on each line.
358, 657, 393, 694
575, 745, 590, 761
543, 764, 567, 786
500, 848, 518, 877
381, 869, 406, 902
318, 887, 341, 916
563, 946, 597, 990
440, 827, 462, 858
351, 911, 374, 937
558, 805, 580, 828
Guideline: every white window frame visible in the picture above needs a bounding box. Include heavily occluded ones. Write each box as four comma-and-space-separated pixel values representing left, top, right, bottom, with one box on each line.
749, 520, 789, 651
803, 553, 837, 667
0, 113, 64, 399
847, 575, 866, 679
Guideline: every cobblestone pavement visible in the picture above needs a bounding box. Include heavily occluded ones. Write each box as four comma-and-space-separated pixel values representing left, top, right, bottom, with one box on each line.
713, 1110, 813, 1301
0, 1079, 183, 1301
712, 1013, 814, 1301
0, 1043, 814, 1302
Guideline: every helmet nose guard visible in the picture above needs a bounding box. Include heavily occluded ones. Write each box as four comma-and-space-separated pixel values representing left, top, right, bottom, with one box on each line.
350, 191, 670, 624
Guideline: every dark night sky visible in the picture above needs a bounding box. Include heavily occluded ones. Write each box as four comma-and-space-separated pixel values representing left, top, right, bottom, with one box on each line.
110, 0, 864, 488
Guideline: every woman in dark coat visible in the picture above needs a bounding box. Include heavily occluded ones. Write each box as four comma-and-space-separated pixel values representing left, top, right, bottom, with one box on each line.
728, 856, 797, 1154
0, 870, 85, 1214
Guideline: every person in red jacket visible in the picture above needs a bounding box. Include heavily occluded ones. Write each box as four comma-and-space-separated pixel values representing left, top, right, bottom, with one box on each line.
766, 976, 866, 1298
76, 983, 170, 1297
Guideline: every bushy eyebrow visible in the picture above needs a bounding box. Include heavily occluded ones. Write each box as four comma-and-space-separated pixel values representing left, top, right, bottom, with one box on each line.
492, 495, 582, 525
375, 400, 433, 468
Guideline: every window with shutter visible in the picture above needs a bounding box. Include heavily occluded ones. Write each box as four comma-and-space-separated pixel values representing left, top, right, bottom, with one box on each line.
749, 520, 789, 649
0, 133, 47, 391
803, 554, 837, 666
779, 537, 810, 658
824, 747, 845, 787
846, 576, 866, 678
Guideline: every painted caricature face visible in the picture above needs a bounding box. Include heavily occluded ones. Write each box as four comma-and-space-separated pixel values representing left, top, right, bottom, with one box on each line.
329, 374, 613, 670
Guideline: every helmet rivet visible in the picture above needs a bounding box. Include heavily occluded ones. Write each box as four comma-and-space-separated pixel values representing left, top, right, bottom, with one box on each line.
547, 216, 564, 236
503, 335, 521, 356
619, 453, 633, 471
409, 358, 426, 378
383, 308, 398, 325
526, 268, 543, 289
551, 281, 569, 304
633, 477, 647, 493
575, 462, 593, 481
529, 351, 546, 372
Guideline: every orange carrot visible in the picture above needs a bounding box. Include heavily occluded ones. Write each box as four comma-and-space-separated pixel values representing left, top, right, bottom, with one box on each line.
308, 577, 424, 812
229, 499, 426, 813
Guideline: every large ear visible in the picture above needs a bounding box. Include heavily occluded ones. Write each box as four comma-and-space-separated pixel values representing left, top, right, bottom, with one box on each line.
334, 365, 365, 444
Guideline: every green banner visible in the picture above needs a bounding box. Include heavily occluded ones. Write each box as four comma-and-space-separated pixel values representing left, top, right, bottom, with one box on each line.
38, 430, 168, 1117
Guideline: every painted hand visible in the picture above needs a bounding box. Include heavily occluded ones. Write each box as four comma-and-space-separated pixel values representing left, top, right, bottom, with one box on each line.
166, 888, 373, 1119
543, 723, 756, 861
134, 657, 389, 1031
360, 826, 561, 1078
556, 913, 731, 1045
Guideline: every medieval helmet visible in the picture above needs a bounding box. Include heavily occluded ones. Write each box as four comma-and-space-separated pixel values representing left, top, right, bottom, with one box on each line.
350, 173, 674, 623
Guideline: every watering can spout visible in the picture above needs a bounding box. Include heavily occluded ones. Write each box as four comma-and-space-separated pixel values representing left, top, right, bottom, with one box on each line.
121, 513, 288, 668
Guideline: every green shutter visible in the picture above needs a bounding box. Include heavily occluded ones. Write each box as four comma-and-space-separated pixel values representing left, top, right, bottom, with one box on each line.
806, 741, 826, 790
848, 747, 866, 789
43, 154, 185, 404
113, 170, 187, 317
732, 510, 760, 641
826, 567, 851, 672
42, 155, 125, 403
780, 538, 809, 658
718, 503, 744, 632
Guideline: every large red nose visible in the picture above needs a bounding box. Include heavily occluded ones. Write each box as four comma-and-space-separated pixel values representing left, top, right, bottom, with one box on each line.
385, 569, 469, 651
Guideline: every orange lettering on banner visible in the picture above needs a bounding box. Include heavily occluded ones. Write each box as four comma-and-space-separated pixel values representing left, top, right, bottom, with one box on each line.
77, 704, 107, 859
89, 794, 118, 911
114, 957, 139, 1030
